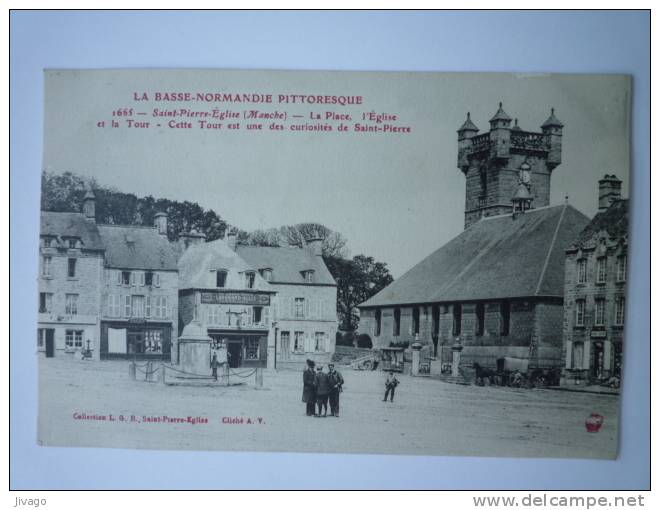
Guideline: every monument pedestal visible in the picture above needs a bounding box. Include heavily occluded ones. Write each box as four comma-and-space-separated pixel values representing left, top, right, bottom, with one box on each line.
177, 321, 212, 376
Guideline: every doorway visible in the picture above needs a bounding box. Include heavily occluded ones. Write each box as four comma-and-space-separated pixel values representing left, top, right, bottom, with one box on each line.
45, 329, 54, 358
227, 341, 242, 368
128, 331, 144, 355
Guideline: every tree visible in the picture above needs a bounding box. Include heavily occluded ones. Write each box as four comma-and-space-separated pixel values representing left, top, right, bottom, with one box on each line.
241, 222, 348, 258
324, 254, 394, 332
41, 171, 226, 241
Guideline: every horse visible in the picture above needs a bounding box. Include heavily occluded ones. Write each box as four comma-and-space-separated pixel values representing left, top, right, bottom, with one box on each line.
473, 362, 497, 386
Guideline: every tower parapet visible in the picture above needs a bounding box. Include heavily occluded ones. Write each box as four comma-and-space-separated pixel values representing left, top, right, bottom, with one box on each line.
456, 105, 563, 228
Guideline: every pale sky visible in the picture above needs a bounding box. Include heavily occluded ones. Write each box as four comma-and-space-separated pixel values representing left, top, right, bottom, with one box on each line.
43, 70, 630, 277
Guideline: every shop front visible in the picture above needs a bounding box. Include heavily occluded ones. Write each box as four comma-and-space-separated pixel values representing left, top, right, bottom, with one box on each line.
207, 330, 268, 368
100, 318, 173, 360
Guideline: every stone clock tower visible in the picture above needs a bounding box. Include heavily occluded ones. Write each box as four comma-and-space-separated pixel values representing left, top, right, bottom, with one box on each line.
457, 103, 563, 228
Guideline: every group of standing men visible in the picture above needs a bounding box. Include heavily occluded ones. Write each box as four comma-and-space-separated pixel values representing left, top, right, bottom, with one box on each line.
302, 359, 344, 417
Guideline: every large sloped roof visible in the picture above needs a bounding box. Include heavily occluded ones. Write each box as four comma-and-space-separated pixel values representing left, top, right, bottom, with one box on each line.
97, 224, 178, 270
40, 211, 104, 251
237, 245, 336, 285
570, 199, 628, 247
178, 238, 272, 291
359, 204, 590, 307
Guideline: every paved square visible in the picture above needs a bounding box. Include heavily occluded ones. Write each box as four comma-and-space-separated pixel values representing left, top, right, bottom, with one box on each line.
38, 358, 618, 458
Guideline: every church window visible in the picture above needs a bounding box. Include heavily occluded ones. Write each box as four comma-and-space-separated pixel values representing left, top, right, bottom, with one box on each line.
452, 304, 462, 336
412, 307, 420, 335
500, 300, 510, 336
476, 302, 485, 336
374, 310, 381, 336
393, 308, 401, 336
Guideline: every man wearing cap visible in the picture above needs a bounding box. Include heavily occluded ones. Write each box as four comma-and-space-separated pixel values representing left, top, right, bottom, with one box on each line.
327, 363, 344, 417
314, 365, 331, 417
302, 359, 317, 416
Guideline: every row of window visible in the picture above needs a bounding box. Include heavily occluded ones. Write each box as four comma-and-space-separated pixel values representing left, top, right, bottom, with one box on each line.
280, 331, 327, 353
373, 301, 511, 338
37, 328, 85, 349
576, 255, 626, 284
211, 268, 315, 288
39, 292, 78, 315
267, 296, 331, 321
41, 256, 78, 278
574, 297, 625, 327
206, 305, 269, 327
106, 295, 169, 319
41, 236, 80, 249
108, 270, 163, 287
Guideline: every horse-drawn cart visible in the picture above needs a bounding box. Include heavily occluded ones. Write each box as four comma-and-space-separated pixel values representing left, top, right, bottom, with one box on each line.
472, 357, 560, 388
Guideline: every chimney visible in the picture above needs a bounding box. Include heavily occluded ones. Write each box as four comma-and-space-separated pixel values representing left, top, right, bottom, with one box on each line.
304, 236, 324, 257
226, 228, 238, 251
180, 229, 206, 250
598, 174, 622, 213
154, 212, 168, 236
82, 189, 96, 221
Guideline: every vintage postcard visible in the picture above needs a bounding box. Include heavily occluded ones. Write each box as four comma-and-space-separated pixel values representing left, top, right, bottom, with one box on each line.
37, 69, 630, 458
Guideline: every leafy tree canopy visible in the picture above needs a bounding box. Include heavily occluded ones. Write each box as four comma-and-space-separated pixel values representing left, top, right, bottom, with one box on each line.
41, 171, 394, 332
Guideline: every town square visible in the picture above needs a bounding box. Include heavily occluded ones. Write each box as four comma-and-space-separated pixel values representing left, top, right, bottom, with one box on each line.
39, 356, 618, 458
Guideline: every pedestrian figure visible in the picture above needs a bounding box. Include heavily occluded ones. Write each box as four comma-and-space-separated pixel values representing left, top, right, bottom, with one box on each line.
302, 359, 317, 416
314, 365, 331, 417
327, 363, 344, 417
211, 352, 219, 382
383, 371, 399, 402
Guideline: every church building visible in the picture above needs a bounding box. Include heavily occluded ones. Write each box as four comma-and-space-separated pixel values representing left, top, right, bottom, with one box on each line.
358, 104, 590, 372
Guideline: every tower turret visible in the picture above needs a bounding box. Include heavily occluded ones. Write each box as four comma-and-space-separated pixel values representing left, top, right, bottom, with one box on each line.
457, 105, 563, 229
541, 107, 563, 169
457, 112, 479, 171
489, 102, 512, 160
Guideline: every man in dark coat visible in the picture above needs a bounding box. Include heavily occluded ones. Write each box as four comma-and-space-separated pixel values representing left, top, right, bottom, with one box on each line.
314, 365, 331, 417
327, 363, 344, 417
383, 371, 399, 402
302, 359, 316, 416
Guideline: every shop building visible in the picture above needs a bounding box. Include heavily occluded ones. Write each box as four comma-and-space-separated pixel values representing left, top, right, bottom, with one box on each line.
562, 176, 628, 383
176, 231, 276, 368
97, 211, 179, 360
37, 192, 105, 358
237, 237, 338, 369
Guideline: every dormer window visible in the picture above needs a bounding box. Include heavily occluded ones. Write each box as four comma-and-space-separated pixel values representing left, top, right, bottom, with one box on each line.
245, 271, 256, 289
301, 270, 315, 283
62, 236, 80, 249
259, 268, 273, 282
216, 270, 228, 288
41, 236, 56, 248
